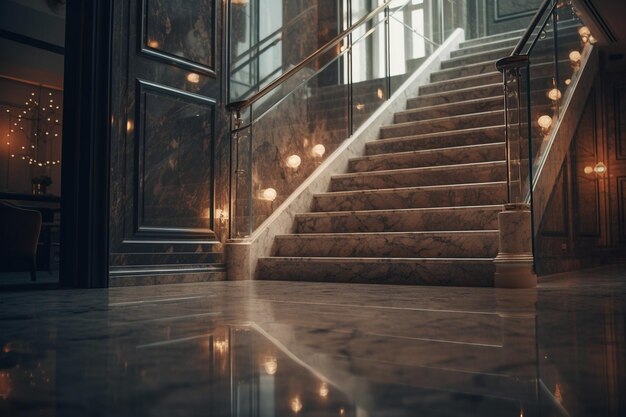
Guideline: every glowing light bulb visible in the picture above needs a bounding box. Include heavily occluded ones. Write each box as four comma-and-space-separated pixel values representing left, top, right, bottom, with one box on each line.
286, 154, 301, 169
261, 188, 277, 201
589, 35, 597, 44
290, 397, 303, 413
547, 88, 562, 101
263, 357, 277, 375
319, 382, 329, 398
377, 88, 384, 99
311, 144, 325, 158
148, 39, 159, 48
578, 26, 591, 38
569, 50, 581, 64
538, 115, 552, 130
355, 103, 365, 110
594, 162, 607, 174
186, 73, 200, 83
565, 78, 572, 86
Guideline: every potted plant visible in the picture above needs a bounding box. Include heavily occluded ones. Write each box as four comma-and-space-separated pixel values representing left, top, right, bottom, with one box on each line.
32, 175, 52, 195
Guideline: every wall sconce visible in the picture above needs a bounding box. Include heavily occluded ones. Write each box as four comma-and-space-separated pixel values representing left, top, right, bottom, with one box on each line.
537, 114, 552, 133
260, 188, 277, 201
311, 144, 325, 158
214, 338, 228, 354
285, 154, 301, 169
594, 162, 607, 175
263, 356, 278, 375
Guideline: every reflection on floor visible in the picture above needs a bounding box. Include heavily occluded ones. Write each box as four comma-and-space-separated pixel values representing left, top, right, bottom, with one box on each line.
0, 271, 59, 288
0, 265, 625, 416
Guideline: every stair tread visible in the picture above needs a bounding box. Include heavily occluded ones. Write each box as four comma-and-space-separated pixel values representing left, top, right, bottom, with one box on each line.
415, 82, 502, 99
384, 109, 503, 130
315, 181, 506, 197
276, 230, 499, 238
296, 204, 505, 217
261, 256, 495, 262
350, 142, 505, 163
333, 160, 505, 179
396, 96, 504, 116
370, 125, 504, 145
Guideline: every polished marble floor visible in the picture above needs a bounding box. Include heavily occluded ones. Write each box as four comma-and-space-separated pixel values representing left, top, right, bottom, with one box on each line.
0, 265, 625, 417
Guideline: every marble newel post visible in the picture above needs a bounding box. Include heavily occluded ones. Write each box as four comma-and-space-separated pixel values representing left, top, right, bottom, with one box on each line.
494, 203, 537, 288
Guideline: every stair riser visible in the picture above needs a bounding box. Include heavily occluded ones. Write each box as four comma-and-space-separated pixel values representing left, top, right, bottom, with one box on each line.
312, 184, 507, 211
258, 258, 495, 286
395, 97, 503, 123
366, 126, 503, 155
459, 30, 525, 48
331, 163, 506, 191
419, 73, 502, 95
350, 144, 504, 172
295, 207, 501, 233
431, 62, 500, 82
408, 84, 502, 107
442, 49, 515, 69
381, 112, 503, 138
274, 233, 499, 258
452, 38, 518, 58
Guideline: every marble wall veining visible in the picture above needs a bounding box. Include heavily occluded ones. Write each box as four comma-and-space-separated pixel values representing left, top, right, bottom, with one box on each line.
108, 0, 228, 282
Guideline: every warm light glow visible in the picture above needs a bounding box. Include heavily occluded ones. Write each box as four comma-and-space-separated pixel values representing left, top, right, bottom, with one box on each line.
263, 357, 278, 375
339, 408, 345, 416
547, 88, 562, 101
290, 397, 303, 413
377, 88, 384, 99
261, 188, 277, 201
554, 383, 563, 404
187, 73, 200, 83
0, 372, 11, 400
311, 144, 326, 158
214, 338, 228, 354
578, 26, 591, 38
319, 382, 329, 398
232, 0, 249, 5
594, 162, 607, 174
148, 39, 160, 48
584, 166, 594, 174
126, 120, 134, 132
538, 115, 552, 130
286, 154, 301, 169
355, 103, 365, 110
569, 50, 582, 63
589, 35, 597, 44
565, 78, 572, 86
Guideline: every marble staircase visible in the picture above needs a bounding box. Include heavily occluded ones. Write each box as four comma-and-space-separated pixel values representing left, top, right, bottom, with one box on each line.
257, 28, 578, 286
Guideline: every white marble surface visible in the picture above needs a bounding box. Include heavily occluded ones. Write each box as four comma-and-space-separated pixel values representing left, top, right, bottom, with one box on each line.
1, 265, 625, 416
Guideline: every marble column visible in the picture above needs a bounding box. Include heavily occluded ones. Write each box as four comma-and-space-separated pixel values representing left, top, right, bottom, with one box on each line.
494, 203, 537, 288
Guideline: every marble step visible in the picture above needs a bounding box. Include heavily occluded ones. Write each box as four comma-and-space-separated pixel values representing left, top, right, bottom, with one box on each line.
407, 83, 502, 108
331, 161, 506, 191
441, 46, 517, 69
312, 181, 507, 211
394, 96, 503, 123
257, 256, 495, 286
419, 71, 502, 95
452, 37, 518, 58
459, 29, 525, 49
367, 125, 504, 155
349, 142, 505, 173
380, 110, 503, 138
431, 60, 504, 82
273, 230, 499, 258
295, 205, 503, 233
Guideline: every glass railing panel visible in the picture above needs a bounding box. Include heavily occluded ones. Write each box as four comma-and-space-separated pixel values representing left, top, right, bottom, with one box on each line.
351, 13, 387, 132
388, 0, 437, 94
243, 62, 350, 233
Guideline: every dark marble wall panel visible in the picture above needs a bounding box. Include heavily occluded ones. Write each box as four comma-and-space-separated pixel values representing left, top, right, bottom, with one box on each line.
615, 85, 626, 160
620, 178, 626, 243
143, 0, 215, 73
540, 161, 568, 237
108, 0, 228, 275
138, 81, 215, 232
485, 0, 542, 36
